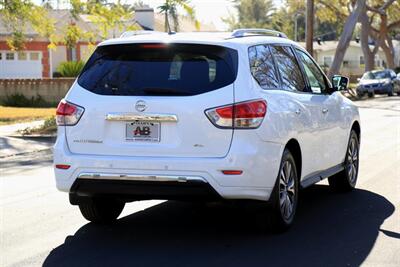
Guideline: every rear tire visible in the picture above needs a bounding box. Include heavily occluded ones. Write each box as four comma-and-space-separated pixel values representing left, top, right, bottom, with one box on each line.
79, 198, 125, 224
328, 130, 359, 192
388, 86, 394, 96
268, 149, 299, 232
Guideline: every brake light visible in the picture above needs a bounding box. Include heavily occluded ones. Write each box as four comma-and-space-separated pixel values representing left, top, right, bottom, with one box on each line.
56, 100, 84, 126
205, 99, 267, 129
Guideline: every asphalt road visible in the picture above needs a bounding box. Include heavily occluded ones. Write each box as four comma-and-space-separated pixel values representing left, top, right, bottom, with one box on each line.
1, 96, 399, 267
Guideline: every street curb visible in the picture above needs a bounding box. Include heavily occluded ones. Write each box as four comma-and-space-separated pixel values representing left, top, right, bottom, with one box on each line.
6, 134, 57, 139
0, 147, 53, 159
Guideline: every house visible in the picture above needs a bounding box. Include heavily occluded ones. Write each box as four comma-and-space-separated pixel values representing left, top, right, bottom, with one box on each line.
0, 7, 215, 79
299, 41, 395, 77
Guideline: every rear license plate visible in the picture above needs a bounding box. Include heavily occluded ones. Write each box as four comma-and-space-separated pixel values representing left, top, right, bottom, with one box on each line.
126, 121, 160, 142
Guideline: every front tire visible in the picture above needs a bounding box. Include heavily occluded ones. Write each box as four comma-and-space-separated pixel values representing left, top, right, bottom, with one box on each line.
268, 149, 299, 232
79, 198, 125, 224
328, 130, 360, 192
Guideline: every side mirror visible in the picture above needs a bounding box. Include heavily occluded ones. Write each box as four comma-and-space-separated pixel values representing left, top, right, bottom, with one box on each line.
332, 75, 349, 91
357, 78, 361, 82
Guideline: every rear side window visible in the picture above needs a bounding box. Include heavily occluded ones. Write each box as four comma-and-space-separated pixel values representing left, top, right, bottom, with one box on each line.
78, 43, 238, 96
249, 45, 279, 89
270, 46, 306, 92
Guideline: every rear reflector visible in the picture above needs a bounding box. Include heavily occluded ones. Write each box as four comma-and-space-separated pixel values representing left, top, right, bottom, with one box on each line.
55, 164, 71, 170
222, 170, 243, 175
56, 100, 84, 126
205, 99, 267, 129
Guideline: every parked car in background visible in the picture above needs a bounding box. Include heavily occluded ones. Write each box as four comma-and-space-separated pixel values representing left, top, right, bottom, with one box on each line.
356, 69, 400, 97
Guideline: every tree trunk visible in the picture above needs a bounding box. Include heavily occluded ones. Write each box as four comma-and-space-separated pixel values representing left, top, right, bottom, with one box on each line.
359, 9, 375, 71
381, 39, 395, 68
379, 14, 395, 69
306, 0, 314, 56
328, 0, 366, 78
164, 12, 169, 32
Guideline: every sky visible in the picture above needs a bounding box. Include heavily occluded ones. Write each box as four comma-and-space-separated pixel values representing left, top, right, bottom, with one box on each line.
33, 0, 285, 31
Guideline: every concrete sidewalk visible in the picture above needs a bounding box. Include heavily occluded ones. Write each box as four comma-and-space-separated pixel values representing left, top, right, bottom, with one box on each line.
0, 120, 55, 158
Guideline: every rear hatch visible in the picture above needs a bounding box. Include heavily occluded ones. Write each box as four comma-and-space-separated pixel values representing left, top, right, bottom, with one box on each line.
65, 43, 238, 158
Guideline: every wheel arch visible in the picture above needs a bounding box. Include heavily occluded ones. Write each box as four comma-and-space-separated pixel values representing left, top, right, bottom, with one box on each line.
285, 139, 302, 180
351, 120, 361, 143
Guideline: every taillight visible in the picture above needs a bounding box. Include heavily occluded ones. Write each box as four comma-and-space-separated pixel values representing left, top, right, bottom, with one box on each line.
56, 100, 84, 126
205, 99, 267, 129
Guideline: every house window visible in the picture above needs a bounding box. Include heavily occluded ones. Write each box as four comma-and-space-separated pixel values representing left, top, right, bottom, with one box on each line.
30, 52, 40, 61
343, 61, 349, 67
18, 52, 27, 60
0, 53, 2, 60
323, 56, 332, 67
360, 56, 365, 66
6, 53, 15, 60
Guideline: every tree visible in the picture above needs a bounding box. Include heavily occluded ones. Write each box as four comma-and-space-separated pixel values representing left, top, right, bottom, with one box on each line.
158, 0, 199, 32
0, 0, 55, 50
364, 0, 400, 69
324, 0, 366, 78
87, 1, 137, 39
223, 0, 275, 30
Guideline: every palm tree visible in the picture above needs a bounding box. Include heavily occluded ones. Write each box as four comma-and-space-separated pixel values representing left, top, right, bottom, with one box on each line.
158, 0, 199, 32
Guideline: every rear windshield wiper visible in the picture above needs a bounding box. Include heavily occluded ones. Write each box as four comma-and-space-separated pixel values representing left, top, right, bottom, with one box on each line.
142, 87, 193, 96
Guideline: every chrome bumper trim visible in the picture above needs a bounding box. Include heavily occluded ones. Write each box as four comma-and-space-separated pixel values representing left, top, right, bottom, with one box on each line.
77, 172, 207, 183
105, 113, 178, 122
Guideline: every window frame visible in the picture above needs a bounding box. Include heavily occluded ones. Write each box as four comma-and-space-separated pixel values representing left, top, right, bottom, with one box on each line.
248, 44, 281, 90
6, 52, 15, 60
294, 47, 332, 95
269, 43, 309, 93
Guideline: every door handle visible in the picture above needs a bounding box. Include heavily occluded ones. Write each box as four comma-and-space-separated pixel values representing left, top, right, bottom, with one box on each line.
322, 108, 329, 114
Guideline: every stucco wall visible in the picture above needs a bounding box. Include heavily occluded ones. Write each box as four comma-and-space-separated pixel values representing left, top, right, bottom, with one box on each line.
0, 78, 75, 103
315, 47, 386, 76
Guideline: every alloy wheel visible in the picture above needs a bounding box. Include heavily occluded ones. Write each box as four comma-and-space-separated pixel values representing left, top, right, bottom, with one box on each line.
346, 136, 359, 186
279, 160, 296, 220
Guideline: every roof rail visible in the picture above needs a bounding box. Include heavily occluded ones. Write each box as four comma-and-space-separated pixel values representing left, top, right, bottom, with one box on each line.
120, 30, 164, 38
231, 28, 288, 39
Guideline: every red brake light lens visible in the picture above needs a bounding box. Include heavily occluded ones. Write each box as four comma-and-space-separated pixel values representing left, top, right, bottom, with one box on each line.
235, 100, 267, 118
205, 99, 267, 129
56, 100, 84, 126
56, 101, 77, 116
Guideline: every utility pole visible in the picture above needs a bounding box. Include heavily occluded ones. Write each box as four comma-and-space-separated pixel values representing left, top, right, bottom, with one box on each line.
306, 0, 314, 56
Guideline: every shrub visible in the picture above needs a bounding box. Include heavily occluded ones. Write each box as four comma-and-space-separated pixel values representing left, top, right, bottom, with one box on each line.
57, 60, 85, 77
0, 94, 56, 107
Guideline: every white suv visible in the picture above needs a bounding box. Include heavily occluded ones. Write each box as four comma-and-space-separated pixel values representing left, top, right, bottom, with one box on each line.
54, 29, 360, 231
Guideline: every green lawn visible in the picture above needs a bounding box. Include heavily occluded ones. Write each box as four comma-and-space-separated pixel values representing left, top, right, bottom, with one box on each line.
0, 106, 56, 125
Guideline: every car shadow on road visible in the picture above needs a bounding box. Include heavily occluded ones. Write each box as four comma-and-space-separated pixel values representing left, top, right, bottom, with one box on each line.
43, 185, 395, 267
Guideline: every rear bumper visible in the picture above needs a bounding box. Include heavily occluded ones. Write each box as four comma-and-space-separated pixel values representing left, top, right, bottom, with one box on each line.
54, 130, 283, 201
69, 179, 220, 205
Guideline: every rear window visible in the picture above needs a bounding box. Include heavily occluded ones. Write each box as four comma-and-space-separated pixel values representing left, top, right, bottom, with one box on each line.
78, 43, 238, 96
